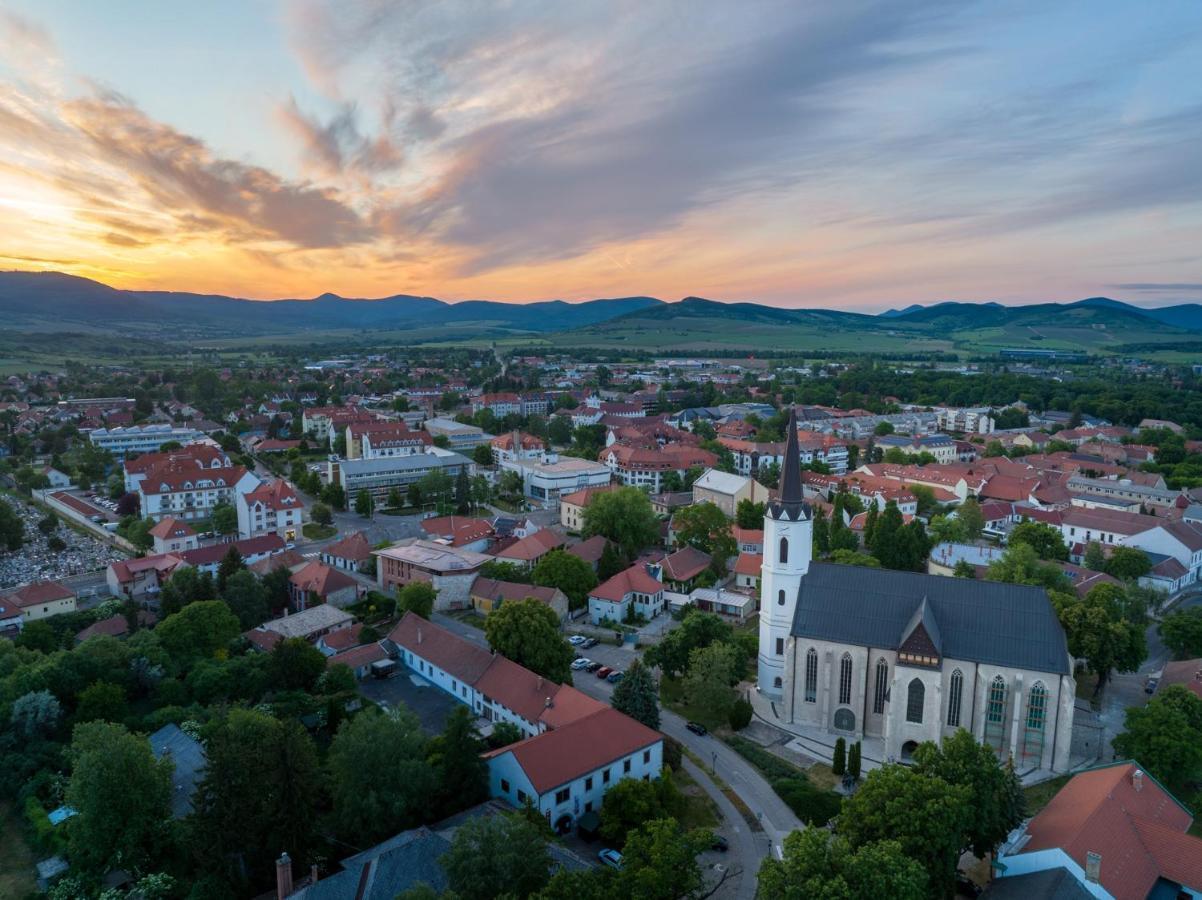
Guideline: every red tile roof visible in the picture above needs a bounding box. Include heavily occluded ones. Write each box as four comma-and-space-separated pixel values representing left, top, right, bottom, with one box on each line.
420, 516, 494, 547
149, 516, 196, 540
734, 552, 763, 577
470, 577, 561, 607
560, 484, 620, 507
328, 641, 389, 671
289, 561, 359, 598
242, 478, 301, 512
566, 535, 607, 565
661, 546, 712, 582
591, 563, 662, 603
388, 612, 495, 684
493, 529, 565, 562
3, 580, 74, 608
322, 530, 373, 562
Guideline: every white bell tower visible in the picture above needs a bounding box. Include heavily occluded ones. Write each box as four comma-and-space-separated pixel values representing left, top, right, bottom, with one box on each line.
758, 408, 811, 699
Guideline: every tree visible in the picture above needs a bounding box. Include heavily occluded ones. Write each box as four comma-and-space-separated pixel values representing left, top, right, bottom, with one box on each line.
1083, 541, 1107, 572
611, 658, 660, 729
123, 516, 155, 551
66, 721, 172, 875
832, 737, 846, 775
532, 550, 598, 611
757, 829, 926, 900
956, 497, 984, 540
10, 689, 62, 737
912, 730, 1025, 858
874, 421, 894, 436
268, 637, 328, 691
682, 643, 738, 724
327, 708, 435, 844
455, 466, 471, 514
909, 484, 938, 518
1113, 685, 1202, 793
216, 545, 244, 590
322, 482, 346, 510
672, 501, 735, 568
613, 818, 711, 900
212, 502, 237, 536
354, 488, 374, 517
848, 740, 862, 780
310, 502, 333, 525
728, 696, 753, 730
15, 618, 59, 652
37, 511, 59, 535
398, 581, 437, 619
484, 598, 574, 684
427, 706, 489, 818
1160, 607, 1202, 659
261, 565, 292, 610
386, 486, 403, 509
0, 498, 24, 550
838, 764, 971, 898
191, 709, 323, 891
472, 444, 494, 466
156, 600, 240, 663
441, 812, 551, 900
811, 506, 830, 557
1056, 584, 1146, 692
986, 543, 1072, 592
486, 720, 525, 749
115, 491, 140, 517
221, 569, 269, 629
871, 502, 926, 571
75, 681, 128, 723
1104, 546, 1152, 581
598, 775, 683, 847
736, 498, 766, 530
644, 610, 735, 678
47, 534, 67, 552
582, 487, 659, 559
1008, 520, 1069, 561
597, 540, 627, 581
952, 559, 977, 578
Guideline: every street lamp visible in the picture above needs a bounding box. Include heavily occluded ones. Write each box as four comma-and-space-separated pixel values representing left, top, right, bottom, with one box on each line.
711, 751, 717, 776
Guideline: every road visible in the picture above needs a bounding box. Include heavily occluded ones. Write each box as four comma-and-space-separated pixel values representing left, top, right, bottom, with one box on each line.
432, 613, 796, 898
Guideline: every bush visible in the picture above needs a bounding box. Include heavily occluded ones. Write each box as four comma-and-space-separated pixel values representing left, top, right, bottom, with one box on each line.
23, 795, 63, 854
833, 737, 846, 776
724, 735, 841, 825
728, 698, 753, 731
663, 735, 683, 772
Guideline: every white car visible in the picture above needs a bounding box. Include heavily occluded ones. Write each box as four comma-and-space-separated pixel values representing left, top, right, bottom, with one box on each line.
568, 635, 588, 646
571, 658, 592, 671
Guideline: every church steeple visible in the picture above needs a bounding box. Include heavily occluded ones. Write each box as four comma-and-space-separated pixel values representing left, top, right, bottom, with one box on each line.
769, 407, 809, 521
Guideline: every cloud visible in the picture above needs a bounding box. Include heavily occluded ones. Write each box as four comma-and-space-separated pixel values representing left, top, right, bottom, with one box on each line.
0, 11, 55, 56
276, 96, 404, 178
1112, 283, 1202, 292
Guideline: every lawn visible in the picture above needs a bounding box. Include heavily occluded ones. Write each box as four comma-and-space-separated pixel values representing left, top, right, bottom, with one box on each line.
0, 801, 37, 898
672, 766, 721, 831
1022, 773, 1073, 816
303, 522, 338, 540
723, 734, 842, 827
448, 609, 488, 631
659, 676, 719, 728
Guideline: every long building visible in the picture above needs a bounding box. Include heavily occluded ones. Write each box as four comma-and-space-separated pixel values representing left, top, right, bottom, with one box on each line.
329, 450, 474, 503
88, 424, 206, 456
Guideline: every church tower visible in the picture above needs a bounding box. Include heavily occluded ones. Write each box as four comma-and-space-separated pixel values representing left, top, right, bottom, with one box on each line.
758, 407, 812, 699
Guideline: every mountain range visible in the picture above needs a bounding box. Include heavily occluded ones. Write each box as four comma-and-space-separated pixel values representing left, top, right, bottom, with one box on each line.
1, 271, 1201, 353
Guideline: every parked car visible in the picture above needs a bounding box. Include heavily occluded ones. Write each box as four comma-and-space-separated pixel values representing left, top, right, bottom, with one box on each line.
568, 635, 587, 646
585, 662, 604, 673
595, 666, 613, 679
711, 835, 728, 852
686, 721, 708, 736
582, 637, 599, 649
1145, 677, 1159, 695
571, 658, 592, 671
606, 671, 624, 683
597, 848, 623, 870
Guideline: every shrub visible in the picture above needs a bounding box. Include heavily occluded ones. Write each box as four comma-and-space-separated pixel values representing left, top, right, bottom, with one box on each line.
728, 698, 753, 731
833, 737, 846, 776
662, 735, 683, 772
771, 777, 842, 827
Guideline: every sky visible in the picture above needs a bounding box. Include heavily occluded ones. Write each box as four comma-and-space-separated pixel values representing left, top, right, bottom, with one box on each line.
0, 1, 1200, 310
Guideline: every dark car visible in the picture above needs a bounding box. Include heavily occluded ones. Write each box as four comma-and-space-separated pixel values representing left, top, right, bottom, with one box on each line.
606, 671, 624, 684
1145, 677, 1159, 695
711, 835, 728, 852
582, 637, 599, 649
596, 666, 613, 679
686, 721, 707, 736
586, 661, 604, 673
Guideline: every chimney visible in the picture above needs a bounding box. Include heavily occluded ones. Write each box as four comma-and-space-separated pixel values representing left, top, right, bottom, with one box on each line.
1085, 851, 1101, 883
276, 852, 293, 899
1132, 768, 1143, 792
545, 696, 553, 708
416, 627, 422, 644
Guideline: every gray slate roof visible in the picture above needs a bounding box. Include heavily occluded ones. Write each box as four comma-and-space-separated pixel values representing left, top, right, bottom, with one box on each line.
790, 563, 1071, 675
294, 827, 451, 900
148, 724, 206, 819
980, 868, 1094, 900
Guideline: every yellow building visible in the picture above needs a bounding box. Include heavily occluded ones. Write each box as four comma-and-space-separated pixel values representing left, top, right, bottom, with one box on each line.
2, 580, 77, 623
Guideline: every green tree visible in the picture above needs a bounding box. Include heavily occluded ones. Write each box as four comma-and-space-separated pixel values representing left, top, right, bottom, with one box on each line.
1160, 607, 1202, 659
322, 482, 346, 511
268, 637, 328, 691
611, 658, 660, 729
1104, 546, 1152, 581
912, 730, 1025, 858
735, 498, 766, 529
613, 818, 710, 900
159, 565, 218, 616
37, 511, 59, 535
354, 488, 374, 517
66, 721, 172, 875
598, 775, 683, 847
484, 599, 574, 683
1113, 685, 1202, 794
672, 501, 735, 568
310, 501, 333, 525
953, 559, 977, 578
870, 501, 927, 571
441, 812, 551, 900
455, 466, 471, 514
757, 829, 926, 900
532, 549, 598, 610
75, 681, 128, 723
597, 540, 627, 581
728, 696, 753, 730
811, 506, 830, 557
583, 487, 660, 559
838, 764, 971, 898
327, 708, 435, 844
261, 565, 292, 610
848, 740, 862, 780
874, 421, 894, 436
682, 642, 738, 725
156, 600, 240, 663
986, 543, 1072, 592
957, 497, 985, 540
473, 444, 495, 466
1083, 541, 1107, 572
0, 498, 26, 550
644, 610, 734, 678
398, 581, 437, 619
221, 569, 269, 629
212, 502, 237, 536
387, 486, 404, 509
832, 737, 846, 776
427, 706, 489, 818
216, 545, 244, 591
1008, 520, 1069, 561
1056, 584, 1147, 693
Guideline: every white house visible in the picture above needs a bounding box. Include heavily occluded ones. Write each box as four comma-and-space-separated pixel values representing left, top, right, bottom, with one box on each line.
587, 562, 665, 625
235, 479, 303, 542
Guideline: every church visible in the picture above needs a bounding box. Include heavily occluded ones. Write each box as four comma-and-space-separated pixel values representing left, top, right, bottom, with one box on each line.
758, 411, 1075, 773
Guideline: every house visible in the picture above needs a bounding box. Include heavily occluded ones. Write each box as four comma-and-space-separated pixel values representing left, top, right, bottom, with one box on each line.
106, 554, 184, 600
330, 451, 474, 504
559, 483, 620, 531
600, 444, 717, 494
566, 535, 608, 571
149, 724, 206, 819
491, 431, 546, 464
994, 761, 1202, 899
733, 527, 764, 554
373, 540, 492, 609
733, 552, 763, 591
320, 531, 374, 572
650, 491, 694, 516
502, 453, 612, 502
490, 529, 566, 570
691, 468, 771, 518
244, 603, 355, 651
419, 516, 494, 552
469, 577, 569, 622
588, 563, 665, 625
1, 580, 77, 623
248, 548, 308, 577
123, 443, 232, 493
1155, 658, 1202, 700
288, 561, 362, 610
41, 466, 72, 489
138, 462, 257, 523
0, 597, 23, 635
326, 641, 390, 680
75, 611, 156, 643
691, 586, 755, 622
875, 433, 957, 464
660, 546, 712, 591
149, 516, 198, 555
88, 424, 205, 456
235, 478, 303, 541
424, 417, 490, 450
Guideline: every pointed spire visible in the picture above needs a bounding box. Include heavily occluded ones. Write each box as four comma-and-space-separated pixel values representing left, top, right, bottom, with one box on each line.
770, 407, 808, 520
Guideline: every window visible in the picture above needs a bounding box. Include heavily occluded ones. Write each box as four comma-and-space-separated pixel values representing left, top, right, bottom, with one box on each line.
779, 537, 789, 564
804, 648, 818, 703
555, 788, 570, 804
602, 768, 611, 784
775, 637, 784, 655
585, 776, 593, 790
906, 678, 925, 723
501, 779, 510, 793
985, 675, 1008, 750
777, 589, 785, 606
947, 669, 964, 727
623, 759, 632, 774
774, 676, 782, 688
873, 658, 888, 714
585, 801, 593, 812
643, 750, 651, 763
838, 653, 853, 706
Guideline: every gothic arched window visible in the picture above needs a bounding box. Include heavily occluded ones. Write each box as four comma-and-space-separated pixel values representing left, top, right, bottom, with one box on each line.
873, 658, 888, 714
779, 537, 789, 564
984, 675, 1008, 750
947, 669, 964, 727
804, 648, 818, 703
838, 653, 853, 706
906, 678, 925, 723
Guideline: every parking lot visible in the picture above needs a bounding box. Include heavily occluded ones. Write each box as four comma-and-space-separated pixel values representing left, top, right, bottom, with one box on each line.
0, 493, 128, 590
